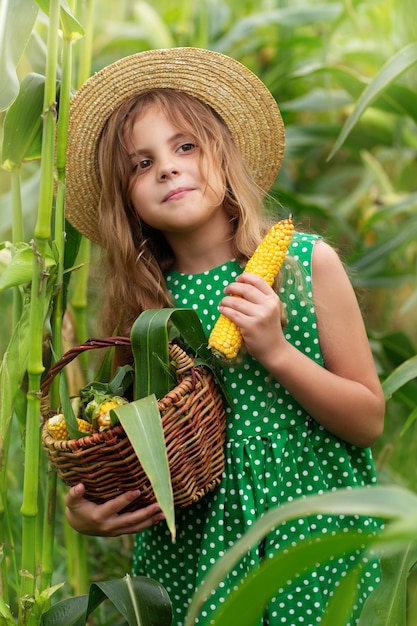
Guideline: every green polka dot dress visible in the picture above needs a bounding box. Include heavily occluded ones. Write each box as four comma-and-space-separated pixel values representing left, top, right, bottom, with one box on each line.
132, 232, 381, 625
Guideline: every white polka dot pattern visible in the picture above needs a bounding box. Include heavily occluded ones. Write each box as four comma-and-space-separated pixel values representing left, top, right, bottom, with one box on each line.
132, 233, 381, 626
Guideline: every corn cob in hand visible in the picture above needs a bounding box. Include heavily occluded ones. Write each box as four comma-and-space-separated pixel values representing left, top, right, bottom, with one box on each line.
208, 217, 294, 360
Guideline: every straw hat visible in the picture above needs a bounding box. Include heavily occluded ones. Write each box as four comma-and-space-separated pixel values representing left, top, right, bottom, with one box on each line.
65, 47, 285, 246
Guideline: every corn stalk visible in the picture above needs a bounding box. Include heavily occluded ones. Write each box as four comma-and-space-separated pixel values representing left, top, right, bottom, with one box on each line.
19, 0, 61, 621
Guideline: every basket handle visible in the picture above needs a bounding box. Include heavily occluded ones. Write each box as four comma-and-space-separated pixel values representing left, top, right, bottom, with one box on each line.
40, 336, 131, 399
41, 308, 211, 401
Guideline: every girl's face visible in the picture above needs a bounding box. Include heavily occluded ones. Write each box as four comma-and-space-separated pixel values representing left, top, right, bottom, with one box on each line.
127, 107, 227, 238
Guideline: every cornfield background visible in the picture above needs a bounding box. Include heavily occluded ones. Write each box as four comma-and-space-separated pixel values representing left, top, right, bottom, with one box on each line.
1, 0, 417, 624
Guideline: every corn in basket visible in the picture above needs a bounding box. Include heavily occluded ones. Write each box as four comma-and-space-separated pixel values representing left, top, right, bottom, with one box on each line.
41, 336, 226, 512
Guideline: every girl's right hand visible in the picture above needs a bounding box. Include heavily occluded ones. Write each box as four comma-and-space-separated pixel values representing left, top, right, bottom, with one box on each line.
65, 483, 165, 536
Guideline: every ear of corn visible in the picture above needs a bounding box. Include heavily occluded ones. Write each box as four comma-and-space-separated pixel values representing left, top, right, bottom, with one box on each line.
208, 217, 294, 360
95, 397, 127, 431
46, 414, 93, 440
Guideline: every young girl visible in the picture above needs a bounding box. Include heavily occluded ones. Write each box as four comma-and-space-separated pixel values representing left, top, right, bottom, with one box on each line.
63, 47, 385, 626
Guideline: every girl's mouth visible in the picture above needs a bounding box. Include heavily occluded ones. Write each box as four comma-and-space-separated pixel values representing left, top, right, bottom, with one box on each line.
163, 187, 192, 202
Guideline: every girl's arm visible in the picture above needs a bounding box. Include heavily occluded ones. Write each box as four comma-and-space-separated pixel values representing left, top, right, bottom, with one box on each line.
218, 239, 385, 448
65, 483, 165, 536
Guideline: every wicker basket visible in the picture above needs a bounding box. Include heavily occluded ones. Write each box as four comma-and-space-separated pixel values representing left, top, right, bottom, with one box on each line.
41, 336, 226, 511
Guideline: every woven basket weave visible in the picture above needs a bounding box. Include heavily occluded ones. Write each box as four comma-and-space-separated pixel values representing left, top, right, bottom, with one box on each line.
41, 337, 226, 511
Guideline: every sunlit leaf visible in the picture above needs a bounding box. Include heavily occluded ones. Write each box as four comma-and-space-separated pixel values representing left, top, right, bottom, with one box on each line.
0, 596, 15, 624
1, 73, 46, 169
214, 5, 343, 51
36, 0, 84, 41
132, 1, 174, 49
328, 42, 417, 159
0, 243, 56, 291
382, 355, 417, 399
185, 485, 417, 625
357, 545, 417, 625
112, 395, 175, 539
0, 0, 39, 111
210, 532, 371, 626
0, 305, 31, 439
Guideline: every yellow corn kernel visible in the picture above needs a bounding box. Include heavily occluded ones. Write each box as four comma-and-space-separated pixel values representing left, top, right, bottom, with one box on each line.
46, 414, 93, 439
96, 398, 127, 430
208, 217, 294, 360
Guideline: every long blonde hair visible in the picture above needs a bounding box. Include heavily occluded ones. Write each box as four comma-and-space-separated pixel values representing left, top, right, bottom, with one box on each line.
96, 88, 273, 336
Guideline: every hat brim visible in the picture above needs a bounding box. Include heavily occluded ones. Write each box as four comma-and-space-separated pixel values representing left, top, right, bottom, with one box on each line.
65, 47, 285, 246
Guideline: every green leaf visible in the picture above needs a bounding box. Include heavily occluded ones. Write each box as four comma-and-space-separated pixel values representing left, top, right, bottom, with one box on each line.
0, 243, 56, 291
0, 304, 31, 439
322, 565, 363, 626
215, 5, 343, 51
130, 309, 171, 400
1, 73, 47, 169
89, 574, 172, 625
185, 485, 417, 625
111, 395, 175, 540
210, 532, 370, 626
41, 575, 171, 626
132, 1, 174, 49
382, 355, 417, 399
58, 365, 83, 439
328, 42, 417, 159
35, 0, 84, 41
400, 405, 417, 437
40, 595, 88, 626
357, 545, 417, 625
0, 0, 39, 111
131, 307, 215, 400
0, 596, 16, 624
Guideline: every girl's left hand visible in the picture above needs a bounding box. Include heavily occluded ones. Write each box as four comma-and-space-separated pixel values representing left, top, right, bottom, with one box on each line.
218, 272, 286, 364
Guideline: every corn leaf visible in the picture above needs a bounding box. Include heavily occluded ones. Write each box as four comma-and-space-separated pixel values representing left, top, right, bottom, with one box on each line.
131, 307, 213, 400
0, 304, 30, 439
111, 395, 175, 540
322, 565, 364, 626
209, 532, 371, 626
88, 574, 172, 625
130, 310, 171, 400
58, 366, 83, 439
0, 0, 39, 111
35, 0, 84, 41
328, 42, 417, 159
0, 593, 16, 624
132, 1, 174, 49
41, 575, 172, 626
356, 545, 417, 625
131, 307, 231, 406
1, 73, 46, 169
0, 243, 56, 291
382, 355, 417, 399
215, 5, 343, 51
40, 595, 88, 626
184, 485, 417, 625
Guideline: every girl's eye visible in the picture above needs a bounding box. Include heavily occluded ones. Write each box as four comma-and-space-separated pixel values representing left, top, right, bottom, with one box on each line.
178, 142, 195, 153
132, 158, 152, 173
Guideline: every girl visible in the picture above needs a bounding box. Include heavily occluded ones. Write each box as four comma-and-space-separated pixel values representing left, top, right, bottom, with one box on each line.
63, 47, 385, 626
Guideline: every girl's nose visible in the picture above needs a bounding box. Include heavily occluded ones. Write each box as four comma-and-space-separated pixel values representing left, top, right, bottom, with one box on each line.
159, 167, 179, 180
158, 157, 179, 180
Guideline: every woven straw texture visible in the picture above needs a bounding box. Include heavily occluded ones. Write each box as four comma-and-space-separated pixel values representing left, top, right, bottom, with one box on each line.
41, 337, 226, 512
65, 47, 285, 246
